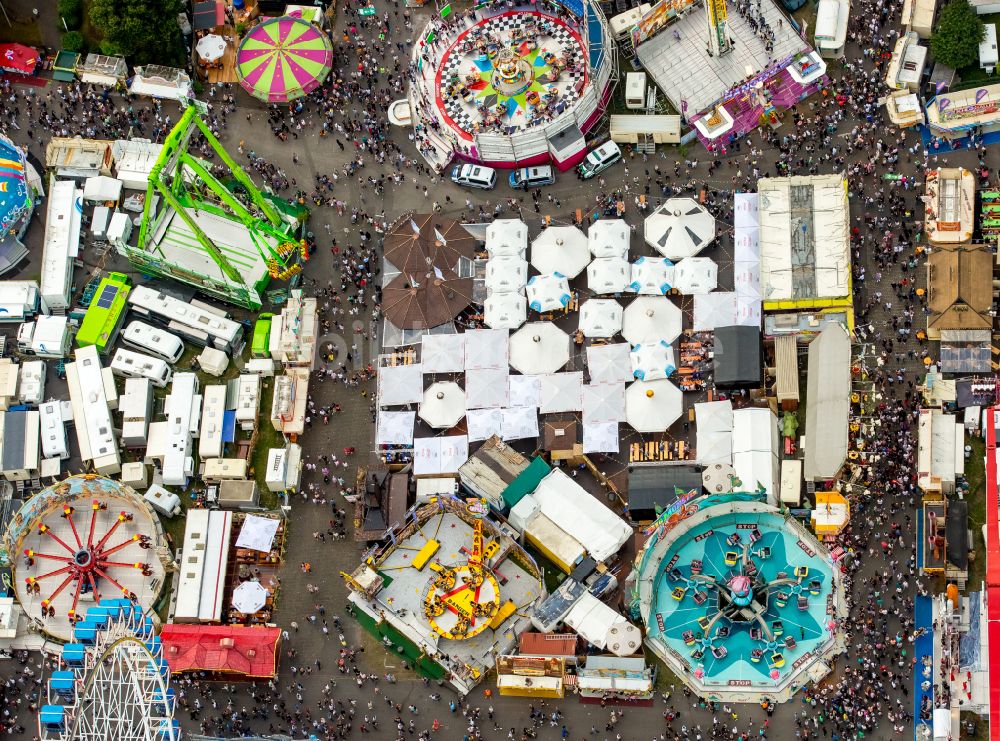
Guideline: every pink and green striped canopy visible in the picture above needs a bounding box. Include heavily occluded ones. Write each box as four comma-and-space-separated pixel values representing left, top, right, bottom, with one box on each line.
236, 17, 333, 103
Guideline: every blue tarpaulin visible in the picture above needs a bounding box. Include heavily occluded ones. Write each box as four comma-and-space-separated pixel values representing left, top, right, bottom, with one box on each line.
221, 410, 237, 443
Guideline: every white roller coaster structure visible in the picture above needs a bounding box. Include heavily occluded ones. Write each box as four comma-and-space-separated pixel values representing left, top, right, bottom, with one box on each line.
40, 598, 181, 741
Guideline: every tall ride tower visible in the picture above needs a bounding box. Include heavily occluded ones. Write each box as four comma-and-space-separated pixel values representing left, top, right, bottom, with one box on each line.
706, 0, 732, 57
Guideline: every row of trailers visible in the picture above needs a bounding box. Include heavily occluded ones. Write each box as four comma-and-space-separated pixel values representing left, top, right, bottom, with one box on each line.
982, 190, 1000, 244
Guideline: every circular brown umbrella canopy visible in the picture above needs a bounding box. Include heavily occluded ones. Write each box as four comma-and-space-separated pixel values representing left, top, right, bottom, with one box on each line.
383, 269, 474, 329
384, 214, 477, 274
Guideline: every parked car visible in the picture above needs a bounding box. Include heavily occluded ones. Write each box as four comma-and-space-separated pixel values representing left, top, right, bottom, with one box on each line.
509, 165, 555, 189
451, 164, 497, 189
577, 142, 622, 179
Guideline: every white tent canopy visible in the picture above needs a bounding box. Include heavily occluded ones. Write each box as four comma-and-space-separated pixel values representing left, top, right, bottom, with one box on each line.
486, 218, 528, 256
695, 399, 734, 465
579, 299, 623, 338
539, 372, 584, 413
734, 192, 763, 327
466, 368, 510, 409
583, 421, 620, 453
509, 375, 542, 407
378, 363, 424, 406
622, 296, 682, 345
586, 343, 633, 384
693, 292, 738, 331
502, 406, 539, 440
583, 383, 626, 423
485, 256, 529, 294
484, 292, 526, 329
509, 322, 571, 375
526, 273, 572, 312
419, 381, 466, 428
421, 334, 466, 374
466, 408, 503, 441
644, 197, 716, 259
732, 407, 779, 502
588, 257, 631, 294
232, 581, 269, 614
376, 411, 416, 445
628, 256, 674, 295
465, 329, 509, 370
589, 219, 631, 258
673, 256, 718, 294
630, 341, 676, 381
625, 379, 682, 432
804, 323, 850, 482
531, 226, 590, 278
235, 515, 280, 552
414, 435, 469, 475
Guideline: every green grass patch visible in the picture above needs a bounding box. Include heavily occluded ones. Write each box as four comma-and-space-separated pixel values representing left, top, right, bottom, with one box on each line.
249, 383, 283, 512
645, 649, 683, 691
964, 435, 987, 590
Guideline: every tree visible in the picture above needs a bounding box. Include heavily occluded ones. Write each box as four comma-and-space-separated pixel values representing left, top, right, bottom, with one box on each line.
61, 31, 85, 53
89, 0, 184, 66
930, 0, 985, 70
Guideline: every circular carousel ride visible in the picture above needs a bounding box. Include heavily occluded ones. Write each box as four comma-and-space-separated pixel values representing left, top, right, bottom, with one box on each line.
666, 532, 823, 674
421, 519, 500, 641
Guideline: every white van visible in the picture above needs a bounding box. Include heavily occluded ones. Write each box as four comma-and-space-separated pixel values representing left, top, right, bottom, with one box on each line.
451, 164, 497, 189
122, 320, 186, 363
509, 165, 556, 189
625, 72, 647, 109
577, 142, 623, 179
110, 348, 173, 388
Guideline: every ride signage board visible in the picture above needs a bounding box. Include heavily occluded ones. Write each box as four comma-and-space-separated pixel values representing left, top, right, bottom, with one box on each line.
630, 0, 697, 48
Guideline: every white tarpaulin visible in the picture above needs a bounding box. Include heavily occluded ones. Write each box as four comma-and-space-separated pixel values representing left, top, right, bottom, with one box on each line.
673, 256, 718, 294
231, 581, 269, 614
485, 256, 529, 293
588, 257, 631, 294
630, 341, 677, 381
465, 329, 509, 370
586, 343, 633, 384
644, 197, 715, 259
376, 411, 416, 445
695, 399, 734, 465
235, 515, 281, 553
413, 435, 469, 475
484, 292, 526, 329
583, 421, 620, 453
531, 226, 590, 279
378, 363, 424, 406
693, 292, 738, 331
509, 322, 570, 375
589, 219, 630, 258
486, 218, 528, 256
421, 334, 466, 374
625, 379, 682, 432
539, 372, 584, 413
530, 469, 632, 562
419, 381, 466, 428
509, 374, 542, 407
734, 192, 763, 327
622, 296, 682, 345
466, 408, 503, 441
733, 407, 779, 501
502, 406, 539, 440
804, 323, 850, 482
466, 368, 510, 409
579, 299, 623, 338
583, 383, 626, 423
628, 256, 674, 295
526, 273, 572, 312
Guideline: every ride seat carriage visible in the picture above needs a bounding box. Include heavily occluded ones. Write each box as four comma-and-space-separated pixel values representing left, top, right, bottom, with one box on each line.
692, 591, 708, 605
691, 648, 705, 661
784, 636, 797, 650
724, 551, 739, 566
750, 627, 762, 640
683, 630, 696, 645
749, 528, 763, 543
775, 592, 789, 608
690, 559, 703, 575
711, 645, 728, 659
669, 567, 683, 581
759, 546, 772, 559
771, 620, 784, 636
672, 586, 687, 601
750, 648, 764, 663
808, 579, 822, 595
797, 596, 809, 611
716, 625, 730, 638
771, 652, 785, 668
698, 616, 712, 631
794, 566, 810, 579
726, 532, 742, 547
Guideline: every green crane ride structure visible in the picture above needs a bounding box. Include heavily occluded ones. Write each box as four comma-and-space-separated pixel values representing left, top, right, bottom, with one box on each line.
125, 105, 309, 310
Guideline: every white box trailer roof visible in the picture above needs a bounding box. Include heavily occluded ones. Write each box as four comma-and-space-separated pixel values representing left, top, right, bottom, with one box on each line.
198, 509, 233, 622
174, 509, 209, 622
38, 401, 69, 460
40, 181, 82, 311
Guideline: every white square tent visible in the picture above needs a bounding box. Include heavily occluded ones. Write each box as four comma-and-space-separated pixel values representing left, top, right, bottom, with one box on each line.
509, 374, 542, 407
732, 407, 779, 502
378, 363, 424, 406
486, 218, 528, 257
466, 408, 503, 442
464, 328, 509, 370
583, 421, 620, 453
589, 218, 631, 258
564, 591, 638, 651
538, 372, 584, 413
586, 343, 633, 385
695, 399, 734, 465
804, 323, 851, 482
501, 406, 539, 440
526, 468, 632, 563
421, 333, 466, 374
466, 368, 510, 409
733, 192, 762, 327
693, 292, 738, 331
582, 382, 627, 424
413, 435, 469, 475
376, 411, 416, 446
